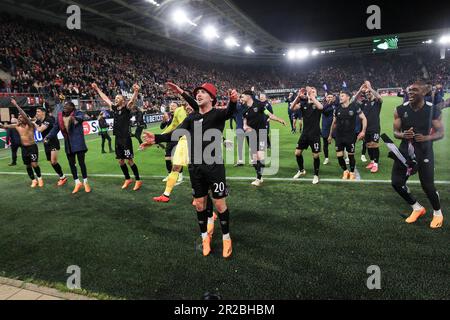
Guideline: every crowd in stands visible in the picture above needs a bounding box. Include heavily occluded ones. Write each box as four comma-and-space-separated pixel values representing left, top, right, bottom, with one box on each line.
0, 13, 449, 111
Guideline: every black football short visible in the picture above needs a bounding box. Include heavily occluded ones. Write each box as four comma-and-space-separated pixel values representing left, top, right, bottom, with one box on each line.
44, 139, 61, 161
365, 132, 380, 144
293, 109, 302, 120
21, 144, 39, 165
115, 137, 134, 160
297, 134, 321, 153
335, 136, 356, 153
188, 164, 229, 199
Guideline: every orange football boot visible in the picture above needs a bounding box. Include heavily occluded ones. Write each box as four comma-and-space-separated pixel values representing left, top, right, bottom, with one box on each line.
121, 179, 133, 190
133, 180, 143, 191
430, 215, 443, 229
223, 239, 232, 259
405, 208, 426, 224
72, 183, 83, 194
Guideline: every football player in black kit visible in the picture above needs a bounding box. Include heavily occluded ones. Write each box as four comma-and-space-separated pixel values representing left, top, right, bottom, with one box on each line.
241, 90, 286, 187
141, 83, 238, 259
354, 81, 383, 173
92, 83, 142, 191
391, 81, 444, 229
328, 91, 367, 180
34, 106, 68, 186
290, 87, 324, 184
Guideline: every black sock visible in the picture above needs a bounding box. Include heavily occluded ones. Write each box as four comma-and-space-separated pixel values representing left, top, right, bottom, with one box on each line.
219, 209, 230, 235
256, 161, 263, 180
323, 137, 329, 159
130, 164, 140, 181
368, 148, 374, 161
197, 209, 209, 234
253, 163, 260, 180
52, 163, 64, 178
373, 148, 380, 164
120, 164, 131, 180
338, 156, 347, 171
296, 154, 304, 171
34, 166, 42, 178
165, 160, 172, 173
206, 195, 214, 219
349, 155, 356, 172
313, 157, 320, 176
362, 142, 367, 155
26, 166, 35, 180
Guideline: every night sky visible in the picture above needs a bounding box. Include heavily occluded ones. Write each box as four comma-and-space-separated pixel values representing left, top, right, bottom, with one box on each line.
231, 0, 450, 43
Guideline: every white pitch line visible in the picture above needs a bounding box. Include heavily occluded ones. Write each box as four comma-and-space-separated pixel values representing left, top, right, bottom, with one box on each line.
1, 171, 450, 185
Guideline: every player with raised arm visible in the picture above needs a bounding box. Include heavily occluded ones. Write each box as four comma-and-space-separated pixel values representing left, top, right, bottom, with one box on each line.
241, 90, 286, 187
141, 84, 238, 259
152, 82, 189, 203
354, 81, 383, 173
1, 99, 43, 188
92, 83, 142, 191
34, 106, 67, 186
290, 87, 323, 184
46, 101, 91, 194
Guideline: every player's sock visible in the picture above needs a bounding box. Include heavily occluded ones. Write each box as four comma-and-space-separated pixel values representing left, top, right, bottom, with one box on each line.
223, 233, 231, 241
130, 164, 140, 181
256, 161, 264, 180
218, 209, 230, 236
368, 148, 374, 161
163, 171, 179, 197
412, 202, 423, 211
165, 160, 172, 174
313, 157, 320, 176
362, 143, 367, 156
373, 148, 380, 164
296, 154, 304, 171
433, 209, 443, 217
348, 155, 356, 172
75, 179, 81, 185
120, 164, 131, 180
83, 178, 88, 184
26, 166, 35, 180
52, 163, 64, 178
34, 166, 42, 178
323, 138, 329, 159
197, 209, 209, 237
337, 156, 347, 171
206, 196, 214, 224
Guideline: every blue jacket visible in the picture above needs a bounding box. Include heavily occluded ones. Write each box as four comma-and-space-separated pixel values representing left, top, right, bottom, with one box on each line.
7, 127, 21, 146
263, 101, 273, 129
434, 89, 444, 105
47, 111, 88, 154
234, 102, 245, 130
321, 101, 337, 138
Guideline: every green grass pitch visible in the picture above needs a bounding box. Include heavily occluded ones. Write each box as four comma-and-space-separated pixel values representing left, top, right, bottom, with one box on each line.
0, 96, 449, 299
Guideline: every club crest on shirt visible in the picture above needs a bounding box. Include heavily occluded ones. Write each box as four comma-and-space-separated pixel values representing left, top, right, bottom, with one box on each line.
404, 112, 408, 118
349, 111, 354, 116
253, 107, 258, 112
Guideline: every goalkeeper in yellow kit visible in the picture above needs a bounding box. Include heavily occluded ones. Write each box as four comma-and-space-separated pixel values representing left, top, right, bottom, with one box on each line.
153, 84, 190, 203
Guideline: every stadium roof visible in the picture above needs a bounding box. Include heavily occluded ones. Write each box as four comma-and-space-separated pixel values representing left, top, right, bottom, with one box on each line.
2, 0, 449, 64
